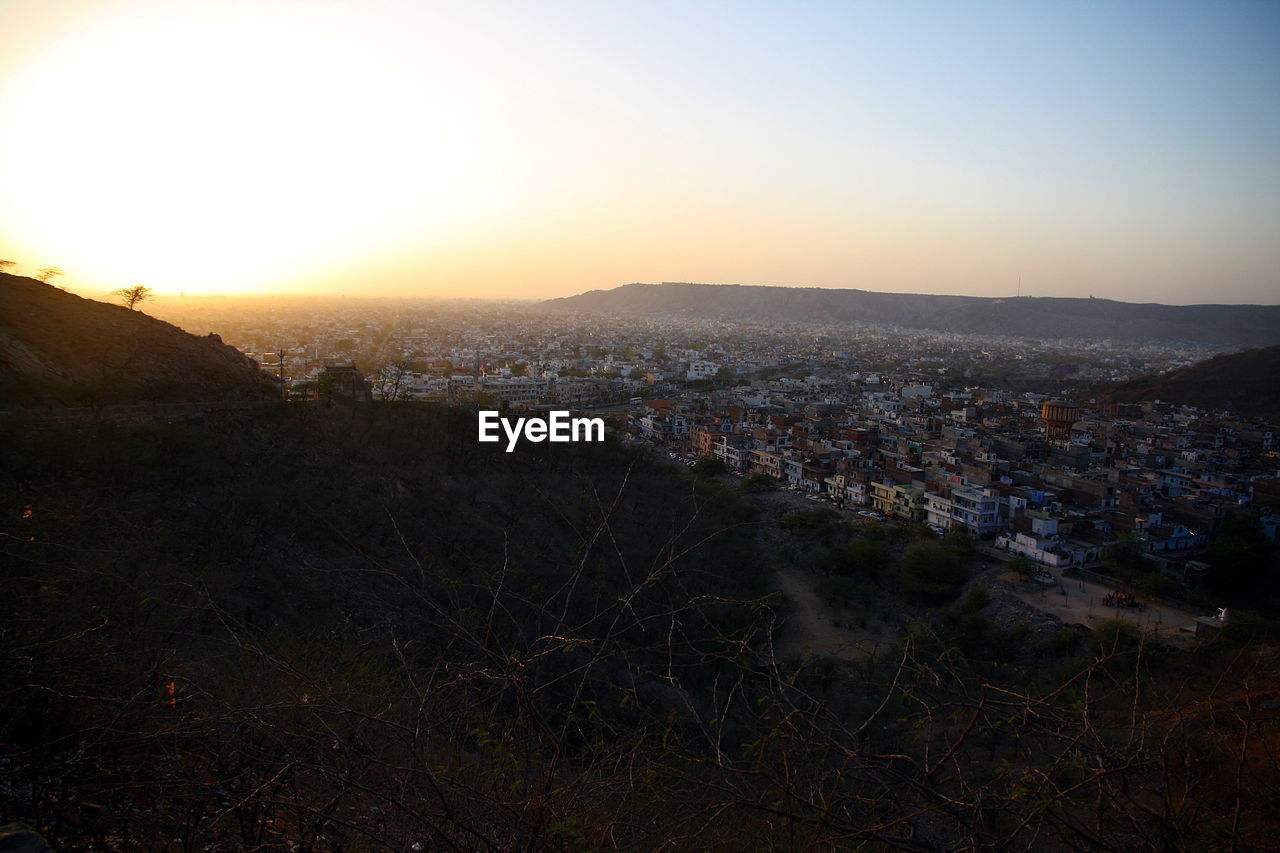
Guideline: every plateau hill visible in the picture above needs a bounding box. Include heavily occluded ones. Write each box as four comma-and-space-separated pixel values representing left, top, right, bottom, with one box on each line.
0, 272, 275, 406
541, 282, 1280, 347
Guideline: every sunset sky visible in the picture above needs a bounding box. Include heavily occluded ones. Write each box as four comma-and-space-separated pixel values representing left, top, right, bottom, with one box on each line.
1, 0, 1277, 303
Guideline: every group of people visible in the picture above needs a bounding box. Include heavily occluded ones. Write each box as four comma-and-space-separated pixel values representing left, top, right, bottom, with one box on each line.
1103, 590, 1139, 608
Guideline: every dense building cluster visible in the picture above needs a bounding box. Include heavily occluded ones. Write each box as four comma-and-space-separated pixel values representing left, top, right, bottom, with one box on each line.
146, 295, 1278, 580
634, 385, 1279, 582
149, 296, 1219, 402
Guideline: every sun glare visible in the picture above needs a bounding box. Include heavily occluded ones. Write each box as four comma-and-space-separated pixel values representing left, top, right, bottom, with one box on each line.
0, 3, 481, 293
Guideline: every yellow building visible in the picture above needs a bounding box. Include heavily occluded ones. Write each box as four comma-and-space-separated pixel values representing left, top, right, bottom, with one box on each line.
870, 481, 925, 521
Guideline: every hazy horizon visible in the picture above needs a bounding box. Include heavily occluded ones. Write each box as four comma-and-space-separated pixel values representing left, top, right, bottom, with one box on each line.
32, 279, 1280, 309
2, 0, 1278, 304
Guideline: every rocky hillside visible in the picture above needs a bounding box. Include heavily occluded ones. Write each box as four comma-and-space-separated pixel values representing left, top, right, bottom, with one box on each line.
1100, 345, 1280, 419
540, 282, 1280, 347
0, 273, 275, 406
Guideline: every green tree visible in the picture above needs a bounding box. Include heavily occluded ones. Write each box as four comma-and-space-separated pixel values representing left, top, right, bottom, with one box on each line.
740, 473, 777, 493
847, 539, 891, 578
1006, 553, 1036, 578
1205, 512, 1272, 596
691, 458, 726, 477
901, 542, 968, 606
817, 540, 891, 580
943, 527, 977, 561
781, 507, 841, 535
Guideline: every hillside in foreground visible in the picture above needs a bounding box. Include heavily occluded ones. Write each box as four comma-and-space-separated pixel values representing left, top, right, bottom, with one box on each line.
540, 282, 1280, 347
1100, 344, 1280, 419
0, 272, 275, 406
2, 403, 1278, 850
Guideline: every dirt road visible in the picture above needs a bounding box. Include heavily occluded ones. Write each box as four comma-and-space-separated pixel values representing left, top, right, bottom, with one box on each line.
746, 487, 888, 661
982, 549, 1208, 645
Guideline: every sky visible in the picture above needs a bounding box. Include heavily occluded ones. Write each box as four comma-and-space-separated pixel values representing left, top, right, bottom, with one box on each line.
0, 0, 1277, 303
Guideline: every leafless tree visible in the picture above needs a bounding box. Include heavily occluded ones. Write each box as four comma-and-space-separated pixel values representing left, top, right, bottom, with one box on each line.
377, 359, 412, 401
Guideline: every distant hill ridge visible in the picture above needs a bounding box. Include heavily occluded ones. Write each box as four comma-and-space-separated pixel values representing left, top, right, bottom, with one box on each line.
1100, 345, 1280, 419
0, 273, 275, 406
540, 282, 1280, 347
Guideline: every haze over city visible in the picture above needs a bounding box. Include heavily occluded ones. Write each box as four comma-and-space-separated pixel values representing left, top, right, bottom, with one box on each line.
1, 0, 1277, 303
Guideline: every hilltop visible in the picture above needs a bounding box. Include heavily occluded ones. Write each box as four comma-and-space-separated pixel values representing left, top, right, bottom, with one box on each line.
540, 282, 1280, 347
1100, 344, 1280, 419
0, 273, 275, 406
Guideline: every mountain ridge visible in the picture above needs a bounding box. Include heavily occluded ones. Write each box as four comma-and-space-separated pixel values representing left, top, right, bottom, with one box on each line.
540, 282, 1280, 347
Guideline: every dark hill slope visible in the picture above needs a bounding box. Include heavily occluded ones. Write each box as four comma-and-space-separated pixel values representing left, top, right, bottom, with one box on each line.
0, 273, 274, 405
0, 405, 767, 849
1100, 345, 1280, 419
540, 282, 1280, 346
2, 405, 1275, 850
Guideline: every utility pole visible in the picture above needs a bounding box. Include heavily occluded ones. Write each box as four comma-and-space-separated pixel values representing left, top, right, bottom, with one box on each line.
276, 348, 285, 400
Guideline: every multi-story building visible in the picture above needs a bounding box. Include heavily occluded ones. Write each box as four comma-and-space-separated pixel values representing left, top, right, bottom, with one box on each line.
925, 485, 1005, 537
481, 376, 546, 407
871, 481, 925, 521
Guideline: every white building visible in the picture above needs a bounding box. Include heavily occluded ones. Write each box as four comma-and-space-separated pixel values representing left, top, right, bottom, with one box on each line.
686, 361, 720, 381
925, 485, 1004, 537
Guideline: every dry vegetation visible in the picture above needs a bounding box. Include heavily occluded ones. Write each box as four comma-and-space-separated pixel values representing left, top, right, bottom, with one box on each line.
2, 404, 1278, 850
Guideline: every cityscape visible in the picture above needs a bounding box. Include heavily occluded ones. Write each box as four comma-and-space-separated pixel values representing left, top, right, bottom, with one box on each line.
144, 292, 1273, 605
2, 0, 1279, 849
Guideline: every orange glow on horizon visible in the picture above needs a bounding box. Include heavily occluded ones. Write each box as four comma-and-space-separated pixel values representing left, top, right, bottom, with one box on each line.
1, 0, 1276, 305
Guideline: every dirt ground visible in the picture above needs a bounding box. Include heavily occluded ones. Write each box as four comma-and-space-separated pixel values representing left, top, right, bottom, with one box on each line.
746, 486, 891, 661
773, 566, 890, 660
988, 559, 1208, 647
735, 477, 1210, 659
